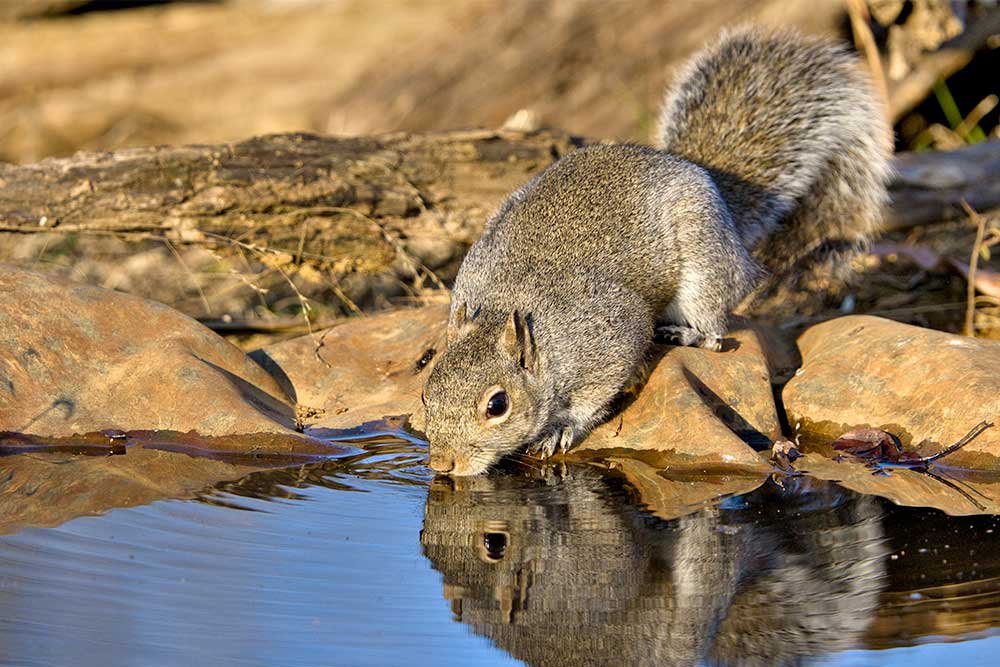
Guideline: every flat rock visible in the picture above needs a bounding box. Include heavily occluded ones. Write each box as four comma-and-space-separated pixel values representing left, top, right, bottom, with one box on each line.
0, 267, 336, 455
783, 315, 1000, 470
796, 453, 1000, 516
0, 448, 263, 535
266, 305, 777, 469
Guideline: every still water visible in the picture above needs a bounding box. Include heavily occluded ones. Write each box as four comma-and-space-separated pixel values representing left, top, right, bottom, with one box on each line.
1, 439, 999, 666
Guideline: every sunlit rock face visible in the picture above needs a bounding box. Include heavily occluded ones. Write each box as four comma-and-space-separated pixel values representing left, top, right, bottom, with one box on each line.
568, 322, 780, 468
0, 266, 300, 438
420, 467, 888, 667
6, 266, 1000, 522
784, 315, 1000, 470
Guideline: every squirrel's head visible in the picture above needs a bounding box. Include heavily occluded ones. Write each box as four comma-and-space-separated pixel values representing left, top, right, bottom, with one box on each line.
422, 304, 551, 475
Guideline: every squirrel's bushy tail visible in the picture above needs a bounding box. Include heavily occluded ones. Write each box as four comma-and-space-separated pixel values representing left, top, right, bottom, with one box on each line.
657, 26, 893, 310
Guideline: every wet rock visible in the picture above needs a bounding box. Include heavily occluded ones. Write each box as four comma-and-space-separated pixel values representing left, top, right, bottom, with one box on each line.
784, 315, 1000, 470
603, 458, 767, 520
794, 454, 1000, 516
0, 448, 262, 535
0, 266, 320, 449
267, 305, 777, 469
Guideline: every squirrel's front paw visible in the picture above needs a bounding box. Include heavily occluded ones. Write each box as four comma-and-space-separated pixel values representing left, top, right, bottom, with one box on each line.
526, 426, 574, 459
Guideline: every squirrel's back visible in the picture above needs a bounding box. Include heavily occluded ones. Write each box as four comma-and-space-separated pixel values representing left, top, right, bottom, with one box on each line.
658, 26, 893, 289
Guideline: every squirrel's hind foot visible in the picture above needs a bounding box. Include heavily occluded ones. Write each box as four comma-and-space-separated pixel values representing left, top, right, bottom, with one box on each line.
655, 325, 723, 352
525, 425, 574, 460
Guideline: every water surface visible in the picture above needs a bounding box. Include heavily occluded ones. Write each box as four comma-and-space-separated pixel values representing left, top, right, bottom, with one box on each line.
1, 440, 999, 666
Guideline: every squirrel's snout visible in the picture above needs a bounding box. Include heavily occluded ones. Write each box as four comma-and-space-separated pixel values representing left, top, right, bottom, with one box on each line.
428, 448, 493, 476
428, 450, 456, 474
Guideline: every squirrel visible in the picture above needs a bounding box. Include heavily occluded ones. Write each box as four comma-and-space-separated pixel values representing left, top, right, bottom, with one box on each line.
422, 26, 893, 476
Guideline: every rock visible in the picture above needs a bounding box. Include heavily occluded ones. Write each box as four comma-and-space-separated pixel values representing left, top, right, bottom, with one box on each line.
0, 448, 263, 535
569, 322, 780, 470
0, 266, 340, 456
783, 315, 1000, 470
258, 303, 447, 435
266, 305, 777, 469
794, 453, 1000, 516
603, 458, 767, 520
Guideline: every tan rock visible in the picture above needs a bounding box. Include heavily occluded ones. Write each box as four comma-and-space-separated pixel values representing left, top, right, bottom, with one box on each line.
569, 324, 779, 470
0, 448, 262, 535
258, 303, 447, 435
783, 315, 1000, 470
266, 305, 776, 470
0, 267, 326, 454
796, 453, 1000, 516
601, 458, 767, 520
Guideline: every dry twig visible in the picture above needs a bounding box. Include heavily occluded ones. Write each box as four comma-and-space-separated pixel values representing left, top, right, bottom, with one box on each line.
846, 0, 890, 108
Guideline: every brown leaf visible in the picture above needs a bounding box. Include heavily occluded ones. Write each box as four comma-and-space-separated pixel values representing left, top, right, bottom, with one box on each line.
831, 428, 903, 461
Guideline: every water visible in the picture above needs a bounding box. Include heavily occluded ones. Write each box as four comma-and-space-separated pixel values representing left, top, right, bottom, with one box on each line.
1, 440, 1000, 666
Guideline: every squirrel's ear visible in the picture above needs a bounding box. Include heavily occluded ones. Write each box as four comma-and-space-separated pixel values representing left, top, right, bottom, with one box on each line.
500, 309, 537, 372
447, 302, 472, 343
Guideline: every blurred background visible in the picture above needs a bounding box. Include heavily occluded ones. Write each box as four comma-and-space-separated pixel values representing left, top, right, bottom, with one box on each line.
2, 0, 997, 162
1, 0, 998, 343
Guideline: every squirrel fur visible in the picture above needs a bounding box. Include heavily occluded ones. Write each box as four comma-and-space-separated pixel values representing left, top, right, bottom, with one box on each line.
423, 26, 893, 476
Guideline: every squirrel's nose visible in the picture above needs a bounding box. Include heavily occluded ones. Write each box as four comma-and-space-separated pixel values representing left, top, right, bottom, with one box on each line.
428, 451, 456, 474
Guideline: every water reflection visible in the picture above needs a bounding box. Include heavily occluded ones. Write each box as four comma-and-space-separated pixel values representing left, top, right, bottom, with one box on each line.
2, 438, 1000, 665
421, 466, 890, 666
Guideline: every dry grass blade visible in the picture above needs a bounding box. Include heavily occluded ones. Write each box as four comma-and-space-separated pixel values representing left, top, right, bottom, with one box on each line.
961, 200, 989, 336
161, 237, 213, 316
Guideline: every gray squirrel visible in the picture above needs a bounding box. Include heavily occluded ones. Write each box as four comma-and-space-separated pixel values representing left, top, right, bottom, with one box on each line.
422, 26, 893, 476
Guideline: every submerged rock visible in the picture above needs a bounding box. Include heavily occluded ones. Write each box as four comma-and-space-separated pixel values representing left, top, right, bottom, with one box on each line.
784, 315, 1000, 470
0, 266, 333, 455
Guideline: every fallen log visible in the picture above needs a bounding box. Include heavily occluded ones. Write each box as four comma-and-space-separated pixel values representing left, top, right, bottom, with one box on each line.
2, 130, 996, 240
0, 130, 996, 314
0, 129, 581, 276
887, 138, 1000, 229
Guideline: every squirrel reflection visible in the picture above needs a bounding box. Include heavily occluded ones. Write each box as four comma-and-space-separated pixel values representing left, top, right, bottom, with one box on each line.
420, 466, 888, 667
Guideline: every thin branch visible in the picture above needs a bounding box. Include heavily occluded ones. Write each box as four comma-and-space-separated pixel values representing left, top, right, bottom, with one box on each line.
918, 420, 994, 464
845, 0, 890, 109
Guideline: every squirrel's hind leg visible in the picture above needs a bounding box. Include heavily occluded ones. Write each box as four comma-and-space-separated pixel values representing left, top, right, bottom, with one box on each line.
656, 244, 759, 352
655, 324, 722, 351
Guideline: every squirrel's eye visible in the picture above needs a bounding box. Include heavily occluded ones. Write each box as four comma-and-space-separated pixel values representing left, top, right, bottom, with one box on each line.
483, 532, 508, 561
484, 390, 510, 419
